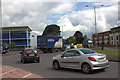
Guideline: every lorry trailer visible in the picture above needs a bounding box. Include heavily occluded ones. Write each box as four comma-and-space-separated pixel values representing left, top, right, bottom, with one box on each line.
37, 36, 65, 53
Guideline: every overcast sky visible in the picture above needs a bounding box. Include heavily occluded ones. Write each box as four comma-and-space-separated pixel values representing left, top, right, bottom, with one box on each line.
1, 0, 119, 39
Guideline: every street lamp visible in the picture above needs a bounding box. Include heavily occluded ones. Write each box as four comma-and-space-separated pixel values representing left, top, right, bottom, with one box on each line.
62, 25, 65, 38
0, 0, 2, 54
86, 5, 104, 47
86, 5, 104, 34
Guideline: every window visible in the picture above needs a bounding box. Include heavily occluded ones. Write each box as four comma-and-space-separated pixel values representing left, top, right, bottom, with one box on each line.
119, 29, 120, 32
116, 35, 118, 40
63, 50, 80, 57
112, 36, 113, 40
79, 49, 96, 54
73, 50, 81, 56
117, 41, 119, 45
2, 33, 9, 39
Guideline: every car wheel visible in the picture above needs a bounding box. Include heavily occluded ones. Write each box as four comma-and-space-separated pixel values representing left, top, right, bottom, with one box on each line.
23, 59, 26, 64
36, 59, 40, 63
81, 63, 91, 74
53, 61, 60, 70
21, 59, 23, 62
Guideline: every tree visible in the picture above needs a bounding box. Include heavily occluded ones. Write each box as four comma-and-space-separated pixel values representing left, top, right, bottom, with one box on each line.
42, 24, 61, 36
8, 41, 16, 49
83, 35, 88, 41
74, 31, 84, 44
65, 36, 76, 44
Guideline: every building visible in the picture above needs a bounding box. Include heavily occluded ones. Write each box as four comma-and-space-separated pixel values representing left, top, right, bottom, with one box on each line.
30, 32, 38, 49
2, 26, 32, 48
92, 26, 120, 47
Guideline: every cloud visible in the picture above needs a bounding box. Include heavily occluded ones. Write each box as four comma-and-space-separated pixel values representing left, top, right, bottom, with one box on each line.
57, 5, 118, 38
50, 2, 75, 14
1, 1, 118, 39
2, 0, 119, 2
57, 15, 80, 32
118, 2, 120, 26
32, 31, 42, 35
2, 2, 69, 33
93, 1, 118, 6
2, 2, 78, 37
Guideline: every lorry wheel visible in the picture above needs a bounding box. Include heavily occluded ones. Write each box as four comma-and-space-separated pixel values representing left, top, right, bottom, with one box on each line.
55, 49, 59, 52
43, 51, 47, 53
48, 49, 54, 53
50, 50, 54, 53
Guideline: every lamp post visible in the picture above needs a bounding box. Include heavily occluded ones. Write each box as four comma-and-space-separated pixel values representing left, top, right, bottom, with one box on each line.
62, 25, 65, 38
86, 5, 104, 47
86, 5, 104, 34
0, 0, 2, 54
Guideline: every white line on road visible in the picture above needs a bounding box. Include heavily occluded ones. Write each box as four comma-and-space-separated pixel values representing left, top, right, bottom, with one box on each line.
22, 73, 32, 78
2, 69, 16, 75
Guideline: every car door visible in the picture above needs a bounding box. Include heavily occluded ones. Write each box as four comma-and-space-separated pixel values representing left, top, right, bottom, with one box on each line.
60, 50, 81, 68
71, 50, 81, 68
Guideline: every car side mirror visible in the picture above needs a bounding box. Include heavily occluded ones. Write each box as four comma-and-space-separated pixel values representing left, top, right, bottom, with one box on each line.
61, 55, 64, 58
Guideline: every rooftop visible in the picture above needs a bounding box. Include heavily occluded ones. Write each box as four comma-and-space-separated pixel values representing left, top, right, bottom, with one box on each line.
92, 26, 120, 35
2, 26, 32, 31
111, 26, 120, 30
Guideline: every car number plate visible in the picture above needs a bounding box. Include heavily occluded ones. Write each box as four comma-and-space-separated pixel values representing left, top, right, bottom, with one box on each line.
30, 54, 34, 56
99, 58, 105, 61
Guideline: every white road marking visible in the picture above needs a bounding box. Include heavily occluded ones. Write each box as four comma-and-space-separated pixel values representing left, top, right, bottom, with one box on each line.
22, 73, 32, 78
2, 69, 16, 75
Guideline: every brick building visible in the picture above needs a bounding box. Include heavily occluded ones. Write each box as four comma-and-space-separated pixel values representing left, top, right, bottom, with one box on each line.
92, 26, 120, 47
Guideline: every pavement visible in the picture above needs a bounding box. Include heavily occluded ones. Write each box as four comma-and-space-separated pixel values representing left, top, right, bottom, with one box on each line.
2, 65, 43, 79
2, 51, 119, 79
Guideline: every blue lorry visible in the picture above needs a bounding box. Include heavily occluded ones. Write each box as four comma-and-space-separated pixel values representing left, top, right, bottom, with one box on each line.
37, 36, 65, 53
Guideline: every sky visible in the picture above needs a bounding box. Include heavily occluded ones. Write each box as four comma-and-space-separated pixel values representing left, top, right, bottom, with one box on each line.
1, 0, 119, 39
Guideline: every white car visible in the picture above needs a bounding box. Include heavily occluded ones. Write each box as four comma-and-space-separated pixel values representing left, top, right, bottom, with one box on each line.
53, 48, 109, 73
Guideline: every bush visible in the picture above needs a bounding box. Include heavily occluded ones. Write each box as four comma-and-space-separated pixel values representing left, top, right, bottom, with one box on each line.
9, 48, 24, 51
8, 42, 16, 49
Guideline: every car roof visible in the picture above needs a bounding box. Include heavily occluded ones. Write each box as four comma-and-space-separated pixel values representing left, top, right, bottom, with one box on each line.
25, 48, 34, 50
67, 48, 91, 51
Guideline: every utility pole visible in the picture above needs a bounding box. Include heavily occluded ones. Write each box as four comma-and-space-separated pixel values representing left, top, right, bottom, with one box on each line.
94, 6, 97, 34
0, 0, 2, 79
86, 5, 104, 47
62, 25, 65, 38
0, 0, 2, 54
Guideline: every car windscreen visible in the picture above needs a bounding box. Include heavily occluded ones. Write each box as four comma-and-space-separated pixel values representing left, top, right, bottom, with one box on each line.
79, 49, 96, 54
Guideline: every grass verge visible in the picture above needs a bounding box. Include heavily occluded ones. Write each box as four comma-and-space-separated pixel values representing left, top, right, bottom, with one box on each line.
95, 50, 120, 57
9, 48, 24, 51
